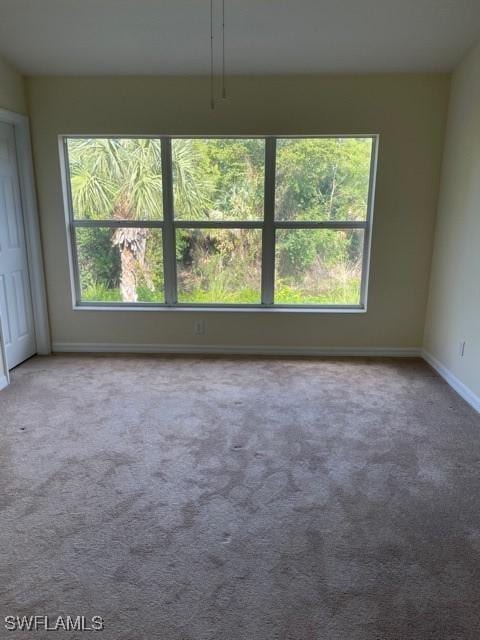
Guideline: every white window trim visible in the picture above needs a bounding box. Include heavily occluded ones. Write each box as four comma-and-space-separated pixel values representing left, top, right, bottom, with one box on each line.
59, 134, 378, 313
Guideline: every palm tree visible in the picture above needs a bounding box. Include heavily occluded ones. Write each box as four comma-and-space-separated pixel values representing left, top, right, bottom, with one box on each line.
68, 137, 210, 301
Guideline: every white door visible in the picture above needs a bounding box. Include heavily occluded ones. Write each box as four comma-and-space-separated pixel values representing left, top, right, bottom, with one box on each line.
0, 122, 36, 369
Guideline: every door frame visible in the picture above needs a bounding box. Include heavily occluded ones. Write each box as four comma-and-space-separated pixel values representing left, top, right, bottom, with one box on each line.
0, 108, 50, 382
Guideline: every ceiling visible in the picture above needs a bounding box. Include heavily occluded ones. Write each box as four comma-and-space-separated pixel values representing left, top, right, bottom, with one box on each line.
0, 0, 479, 76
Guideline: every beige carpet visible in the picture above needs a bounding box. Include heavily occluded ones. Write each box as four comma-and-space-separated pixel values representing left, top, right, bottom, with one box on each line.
1, 355, 480, 639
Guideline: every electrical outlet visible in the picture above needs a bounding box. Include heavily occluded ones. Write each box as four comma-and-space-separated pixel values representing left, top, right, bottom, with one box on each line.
194, 320, 205, 335
459, 341, 466, 357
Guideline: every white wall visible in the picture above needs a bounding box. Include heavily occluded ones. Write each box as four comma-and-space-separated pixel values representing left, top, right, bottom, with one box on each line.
0, 54, 27, 383
424, 41, 480, 403
27, 74, 449, 353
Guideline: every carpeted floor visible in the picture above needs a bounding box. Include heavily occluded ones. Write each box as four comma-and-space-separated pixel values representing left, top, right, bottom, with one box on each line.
1, 355, 480, 639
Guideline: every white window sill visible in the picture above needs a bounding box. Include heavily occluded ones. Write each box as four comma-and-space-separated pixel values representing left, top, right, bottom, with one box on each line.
72, 304, 367, 314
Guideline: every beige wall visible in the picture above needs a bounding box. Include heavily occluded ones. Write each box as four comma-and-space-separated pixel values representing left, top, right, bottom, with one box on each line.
424, 42, 480, 398
0, 54, 27, 381
0, 54, 26, 115
27, 74, 449, 351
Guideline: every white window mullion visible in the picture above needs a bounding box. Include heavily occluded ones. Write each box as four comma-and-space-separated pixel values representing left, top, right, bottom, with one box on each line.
161, 137, 177, 305
261, 137, 276, 305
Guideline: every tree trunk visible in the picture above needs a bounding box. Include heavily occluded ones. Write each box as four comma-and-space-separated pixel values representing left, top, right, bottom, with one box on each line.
112, 227, 149, 302
328, 161, 338, 219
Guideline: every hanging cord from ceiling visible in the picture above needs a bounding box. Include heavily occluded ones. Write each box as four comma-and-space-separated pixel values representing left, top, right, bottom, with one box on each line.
222, 0, 227, 99
210, 0, 215, 109
209, 0, 227, 110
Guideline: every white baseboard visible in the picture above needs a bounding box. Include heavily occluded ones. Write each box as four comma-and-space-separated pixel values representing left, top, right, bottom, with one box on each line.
52, 342, 421, 358
0, 374, 8, 391
422, 350, 480, 414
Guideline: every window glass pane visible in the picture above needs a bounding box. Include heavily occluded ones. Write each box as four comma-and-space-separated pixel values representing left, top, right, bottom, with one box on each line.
275, 138, 373, 222
275, 229, 364, 305
76, 227, 164, 303
172, 139, 265, 221
176, 229, 262, 303
66, 138, 163, 220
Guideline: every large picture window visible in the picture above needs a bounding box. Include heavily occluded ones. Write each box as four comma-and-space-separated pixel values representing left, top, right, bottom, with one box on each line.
61, 135, 377, 309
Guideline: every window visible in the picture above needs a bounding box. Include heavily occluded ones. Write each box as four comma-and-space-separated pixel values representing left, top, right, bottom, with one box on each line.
62, 136, 377, 309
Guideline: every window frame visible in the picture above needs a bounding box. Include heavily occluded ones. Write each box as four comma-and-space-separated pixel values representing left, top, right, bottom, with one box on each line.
59, 134, 378, 312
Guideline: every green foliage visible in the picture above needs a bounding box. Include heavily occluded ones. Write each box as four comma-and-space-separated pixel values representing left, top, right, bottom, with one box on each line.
276, 229, 357, 279
82, 282, 122, 302
177, 229, 261, 303
142, 230, 164, 294
274, 278, 361, 305
82, 279, 360, 306
172, 140, 212, 219
278, 229, 318, 274
76, 227, 121, 291
173, 139, 264, 220
68, 138, 164, 220
68, 137, 209, 221
275, 138, 372, 221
